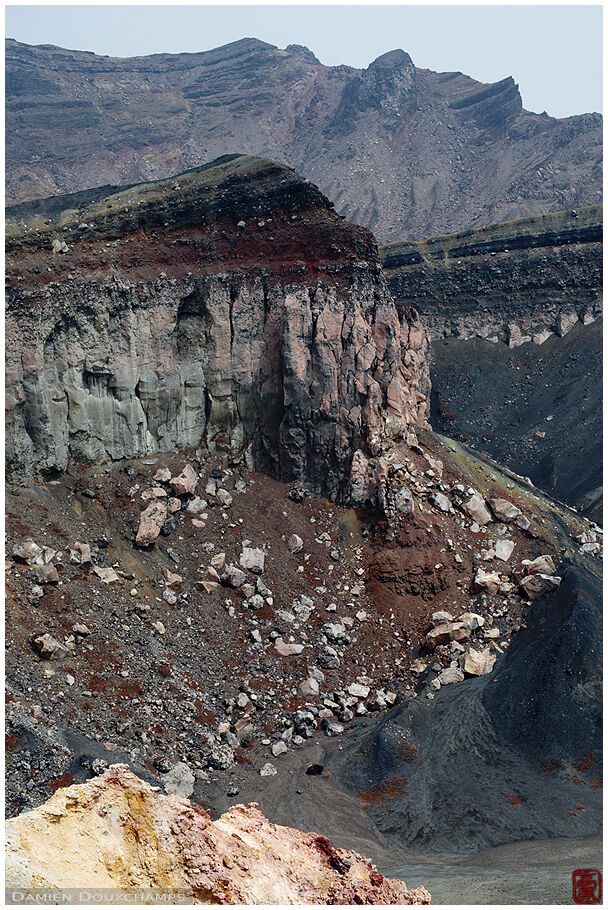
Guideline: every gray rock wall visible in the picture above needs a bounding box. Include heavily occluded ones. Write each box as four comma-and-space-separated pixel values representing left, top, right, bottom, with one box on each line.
6, 272, 429, 502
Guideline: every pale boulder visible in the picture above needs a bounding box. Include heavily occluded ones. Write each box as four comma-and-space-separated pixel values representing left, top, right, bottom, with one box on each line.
287, 534, 303, 554
135, 500, 168, 547
170, 464, 198, 496
438, 667, 464, 685
426, 622, 471, 649
473, 568, 501, 595
494, 539, 515, 562
240, 547, 265, 574
463, 493, 492, 525
274, 638, 304, 656
162, 762, 195, 799
464, 648, 497, 676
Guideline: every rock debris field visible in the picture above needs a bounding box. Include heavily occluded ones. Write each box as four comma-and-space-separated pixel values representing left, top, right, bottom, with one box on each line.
6, 428, 600, 820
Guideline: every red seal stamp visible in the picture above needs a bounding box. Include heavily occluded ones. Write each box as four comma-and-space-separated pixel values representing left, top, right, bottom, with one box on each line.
573, 869, 602, 904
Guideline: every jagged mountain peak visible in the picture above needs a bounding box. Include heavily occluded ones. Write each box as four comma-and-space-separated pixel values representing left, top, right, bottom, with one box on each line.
368, 48, 414, 70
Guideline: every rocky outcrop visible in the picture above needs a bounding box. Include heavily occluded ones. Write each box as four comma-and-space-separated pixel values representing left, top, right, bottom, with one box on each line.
6, 155, 429, 501
380, 206, 602, 520
5, 38, 602, 241
5, 764, 430, 904
381, 205, 602, 346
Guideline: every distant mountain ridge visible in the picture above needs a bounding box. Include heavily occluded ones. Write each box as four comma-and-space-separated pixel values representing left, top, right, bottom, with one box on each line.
5, 37, 602, 240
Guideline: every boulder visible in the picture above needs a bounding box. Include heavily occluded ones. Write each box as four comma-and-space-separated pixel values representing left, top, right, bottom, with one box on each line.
34, 564, 59, 585
32, 633, 68, 661
70, 542, 92, 566
93, 566, 120, 584
464, 648, 497, 676
390, 486, 414, 515
494, 539, 515, 562
162, 567, 183, 587
153, 468, 172, 483
210, 552, 226, 570
216, 488, 233, 507
162, 762, 195, 799
431, 610, 454, 624
490, 498, 522, 522
300, 678, 320, 697
170, 465, 198, 496
432, 492, 453, 513
274, 638, 305, 657
141, 487, 167, 502
473, 568, 501, 595
12, 539, 44, 566
426, 622, 471, 649
522, 554, 556, 575
322, 622, 349, 644
347, 683, 370, 698
201, 743, 234, 771
239, 547, 265, 574
438, 667, 464, 685
459, 612, 485, 630
135, 500, 168, 547
463, 493, 492, 525
220, 564, 247, 589
186, 496, 207, 514
490, 498, 531, 530
520, 573, 562, 599
287, 534, 303, 554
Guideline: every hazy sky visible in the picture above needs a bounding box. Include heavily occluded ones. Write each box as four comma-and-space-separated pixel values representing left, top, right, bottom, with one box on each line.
5, 4, 603, 118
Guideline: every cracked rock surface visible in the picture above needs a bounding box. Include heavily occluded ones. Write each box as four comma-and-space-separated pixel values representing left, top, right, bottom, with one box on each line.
6, 156, 429, 502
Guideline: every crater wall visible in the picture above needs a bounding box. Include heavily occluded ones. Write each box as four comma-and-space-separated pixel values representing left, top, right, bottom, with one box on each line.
6, 156, 429, 502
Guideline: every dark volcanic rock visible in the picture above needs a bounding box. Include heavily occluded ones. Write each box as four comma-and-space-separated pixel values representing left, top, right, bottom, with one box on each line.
381, 206, 603, 345
5, 155, 429, 501
330, 556, 602, 854
381, 207, 603, 521
5, 38, 602, 242
429, 322, 602, 524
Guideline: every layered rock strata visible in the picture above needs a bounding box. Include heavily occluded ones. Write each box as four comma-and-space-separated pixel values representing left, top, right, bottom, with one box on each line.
5, 764, 430, 903
6, 155, 429, 501
381, 205, 602, 346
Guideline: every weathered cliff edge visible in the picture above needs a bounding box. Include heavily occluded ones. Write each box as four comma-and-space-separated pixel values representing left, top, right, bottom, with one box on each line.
6, 155, 429, 501
5, 764, 430, 904
381, 205, 602, 345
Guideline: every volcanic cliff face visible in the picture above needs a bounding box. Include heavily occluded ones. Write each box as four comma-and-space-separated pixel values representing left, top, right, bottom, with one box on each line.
5, 38, 602, 241
5, 764, 430, 904
381, 207, 603, 521
5, 155, 429, 502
